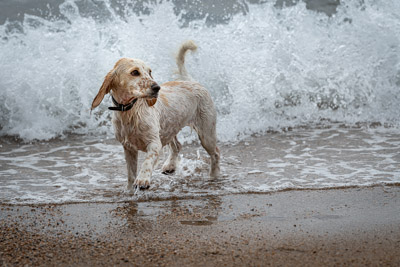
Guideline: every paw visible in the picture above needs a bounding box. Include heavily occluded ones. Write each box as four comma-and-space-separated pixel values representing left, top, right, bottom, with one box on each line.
161, 161, 178, 175
209, 167, 220, 178
126, 183, 134, 193
134, 176, 150, 190
162, 169, 175, 175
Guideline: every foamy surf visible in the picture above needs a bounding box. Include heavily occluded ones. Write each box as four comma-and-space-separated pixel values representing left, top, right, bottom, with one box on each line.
0, 0, 399, 142
1, 126, 399, 204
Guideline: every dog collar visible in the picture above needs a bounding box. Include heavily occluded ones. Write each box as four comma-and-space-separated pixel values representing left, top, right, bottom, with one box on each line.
108, 96, 137, 112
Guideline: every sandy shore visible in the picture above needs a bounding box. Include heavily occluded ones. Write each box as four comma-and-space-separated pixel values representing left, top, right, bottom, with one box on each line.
1, 186, 399, 266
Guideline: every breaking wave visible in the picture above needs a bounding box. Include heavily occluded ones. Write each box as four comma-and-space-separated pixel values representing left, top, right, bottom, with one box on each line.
0, 0, 399, 141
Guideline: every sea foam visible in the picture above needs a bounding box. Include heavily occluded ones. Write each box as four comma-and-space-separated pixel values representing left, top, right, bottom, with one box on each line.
0, 0, 399, 141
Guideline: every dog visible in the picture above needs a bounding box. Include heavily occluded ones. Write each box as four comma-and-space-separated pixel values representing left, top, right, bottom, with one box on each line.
91, 40, 220, 190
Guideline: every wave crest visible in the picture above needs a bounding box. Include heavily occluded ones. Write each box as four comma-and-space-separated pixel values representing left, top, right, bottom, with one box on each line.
0, 0, 399, 141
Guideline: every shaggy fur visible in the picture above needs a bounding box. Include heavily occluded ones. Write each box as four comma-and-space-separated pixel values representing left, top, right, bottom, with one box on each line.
91, 40, 220, 190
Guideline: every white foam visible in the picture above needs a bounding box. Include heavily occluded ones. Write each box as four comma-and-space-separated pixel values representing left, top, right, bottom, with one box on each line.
0, 0, 399, 141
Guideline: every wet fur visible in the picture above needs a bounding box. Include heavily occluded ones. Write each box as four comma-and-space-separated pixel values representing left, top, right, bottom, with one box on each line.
91, 40, 220, 190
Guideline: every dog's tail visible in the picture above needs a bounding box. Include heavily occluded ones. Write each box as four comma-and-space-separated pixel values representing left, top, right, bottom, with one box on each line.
176, 40, 197, 80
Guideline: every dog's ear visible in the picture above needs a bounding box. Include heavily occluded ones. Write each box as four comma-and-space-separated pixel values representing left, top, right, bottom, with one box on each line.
91, 70, 115, 110
146, 98, 157, 107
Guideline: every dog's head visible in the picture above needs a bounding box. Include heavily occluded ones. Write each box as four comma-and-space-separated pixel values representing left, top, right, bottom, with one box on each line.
91, 58, 160, 110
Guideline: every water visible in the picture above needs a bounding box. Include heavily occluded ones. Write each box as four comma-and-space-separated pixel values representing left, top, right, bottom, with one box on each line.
1, 0, 399, 141
1, 125, 399, 204
0, 0, 399, 204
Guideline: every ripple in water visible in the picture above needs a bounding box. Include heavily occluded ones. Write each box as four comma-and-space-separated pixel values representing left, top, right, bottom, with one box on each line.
1, 125, 399, 204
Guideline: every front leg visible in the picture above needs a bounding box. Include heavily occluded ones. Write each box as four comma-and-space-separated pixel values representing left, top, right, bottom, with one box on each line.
123, 146, 138, 191
135, 140, 162, 189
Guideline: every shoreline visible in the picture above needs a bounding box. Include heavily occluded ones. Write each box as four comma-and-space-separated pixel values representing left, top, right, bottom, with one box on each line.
1, 186, 399, 266
1, 183, 399, 206
1, 125, 399, 204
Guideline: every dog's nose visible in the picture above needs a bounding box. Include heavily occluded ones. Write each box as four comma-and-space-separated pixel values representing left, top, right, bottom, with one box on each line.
151, 83, 161, 92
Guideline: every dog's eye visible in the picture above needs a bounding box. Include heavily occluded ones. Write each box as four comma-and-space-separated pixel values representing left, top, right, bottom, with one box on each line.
131, 70, 140, 76
149, 70, 152, 77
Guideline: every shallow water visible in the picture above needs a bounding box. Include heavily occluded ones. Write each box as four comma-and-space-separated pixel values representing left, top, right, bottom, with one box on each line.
1, 125, 399, 204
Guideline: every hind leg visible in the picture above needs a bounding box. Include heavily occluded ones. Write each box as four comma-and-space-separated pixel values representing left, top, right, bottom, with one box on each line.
195, 119, 220, 178
199, 135, 220, 178
162, 136, 181, 175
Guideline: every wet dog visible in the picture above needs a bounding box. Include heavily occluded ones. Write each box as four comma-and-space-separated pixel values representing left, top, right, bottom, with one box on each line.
91, 41, 220, 190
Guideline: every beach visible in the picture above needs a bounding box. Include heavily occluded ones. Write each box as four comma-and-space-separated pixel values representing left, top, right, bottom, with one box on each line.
1, 0, 400, 265
1, 186, 399, 266
1, 126, 400, 265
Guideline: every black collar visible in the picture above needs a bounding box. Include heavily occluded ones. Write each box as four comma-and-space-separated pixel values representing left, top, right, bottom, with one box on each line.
108, 96, 137, 112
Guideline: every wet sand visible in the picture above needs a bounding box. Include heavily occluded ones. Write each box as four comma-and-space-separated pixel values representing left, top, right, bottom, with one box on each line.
1, 186, 399, 266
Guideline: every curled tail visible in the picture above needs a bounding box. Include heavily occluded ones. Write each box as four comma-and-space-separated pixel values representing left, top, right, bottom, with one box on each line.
176, 40, 197, 80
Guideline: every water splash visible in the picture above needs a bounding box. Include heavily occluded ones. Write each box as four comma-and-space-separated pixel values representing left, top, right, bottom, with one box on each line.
0, 0, 399, 141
